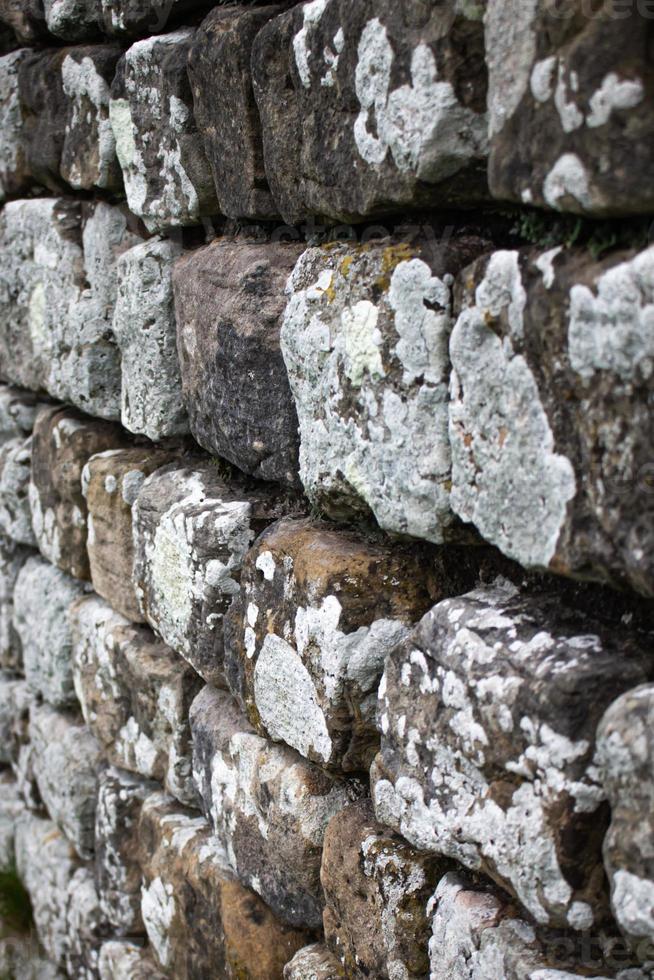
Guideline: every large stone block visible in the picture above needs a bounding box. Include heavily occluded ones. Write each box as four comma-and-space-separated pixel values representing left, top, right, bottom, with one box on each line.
13, 555, 86, 706
597, 685, 654, 960
486, 0, 654, 216
190, 685, 365, 928
83, 446, 178, 621
0, 432, 34, 545
371, 580, 654, 930
449, 245, 654, 596
95, 766, 157, 936
0, 49, 29, 201
281, 235, 488, 539
17, 49, 68, 192
109, 30, 218, 230
29, 702, 102, 859
322, 799, 448, 979
252, 0, 489, 224
225, 517, 435, 771
138, 791, 311, 978
0, 535, 31, 671
284, 945, 345, 979
30, 405, 129, 580
113, 237, 189, 441
173, 239, 304, 485
188, 5, 284, 220
99, 940, 167, 980
71, 595, 202, 806
43, 0, 101, 40
133, 463, 297, 685
60, 44, 123, 191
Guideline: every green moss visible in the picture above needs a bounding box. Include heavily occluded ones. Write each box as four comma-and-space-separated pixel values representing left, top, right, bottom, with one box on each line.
0, 868, 33, 937
499, 206, 652, 258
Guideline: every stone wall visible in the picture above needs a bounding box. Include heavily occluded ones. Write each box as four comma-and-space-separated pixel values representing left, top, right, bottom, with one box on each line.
0, 0, 652, 978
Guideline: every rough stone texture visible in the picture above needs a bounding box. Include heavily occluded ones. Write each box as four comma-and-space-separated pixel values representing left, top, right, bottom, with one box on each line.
133, 463, 299, 685
0, 431, 34, 545
13, 555, 86, 706
174, 239, 304, 485
188, 5, 284, 220
17, 49, 69, 192
486, 0, 654, 216
225, 517, 435, 771
252, 0, 489, 224
0, 0, 47, 43
597, 685, 654, 959
190, 685, 365, 928
449, 245, 654, 596
284, 945, 346, 980
95, 766, 157, 937
99, 940, 167, 980
29, 702, 102, 860
60, 44, 123, 191
281, 235, 488, 538
371, 579, 654, 930
138, 791, 311, 978
30, 405, 129, 580
0, 49, 29, 201
71, 594, 202, 806
65, 864, 110, 979
0, 770, 23, 869
113, 237, 189, 441
83, 446, 178, 621
0, 939, 64, 980
322, 799, 448, 979
0, 675, 37, 806
0, 533, 32, 670
42, 0, 102, 40
110, 30, 218, 231
99, 0, 213, 39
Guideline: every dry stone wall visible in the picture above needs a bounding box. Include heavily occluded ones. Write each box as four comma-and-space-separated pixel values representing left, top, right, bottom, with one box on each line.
0, 0, 652, 978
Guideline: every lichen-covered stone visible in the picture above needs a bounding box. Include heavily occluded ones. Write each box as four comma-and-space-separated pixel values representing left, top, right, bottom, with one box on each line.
0, 771, 23, 870
65, 865, 109, 979
0, 0, 47, 44
284, 944, 346, 980
449, 245, 654, 596
0, 675, 37, 806
29, 702, 102, 859
0, 535, 31, 671
0, 433, 34, 545
138, 791, 311, 978
322, 799, 448, 979
0, 49, 29, 201
486, 0, 654, 216
173, 239, 304, 485
371, 579, 654, 930
42, 0, 101, 40
109, 30, 218, 230
13, 555, 86, 706
60, 44, 123, 191
597, 685, 654, 959
113, 237, 189, 441
188, 5, 284, 220
99, 940, 167, 980
71, 595, 202, 806
83, 447, 178, 621
190, 685, 365, 928
17, 49, 68, 192
95, 766, 156, 936
99, 0, 213, 39
0, 938, 64, 979
133, 463, 298, 685
30, 405, 129, 580
225, 517, 435, 771
252, 0, 489, 224
281, 236, 488, 538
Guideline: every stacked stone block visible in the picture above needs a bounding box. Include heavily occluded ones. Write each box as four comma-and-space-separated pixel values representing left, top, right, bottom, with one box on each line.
0, 0, 652, 977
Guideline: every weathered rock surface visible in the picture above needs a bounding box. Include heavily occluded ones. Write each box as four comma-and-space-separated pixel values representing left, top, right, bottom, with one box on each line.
597, 685, 654, 959
0, 534, 31, 671
65, 865, 109, 979
0, 938, 64, 980
322, 799, 448, 979
29, 702, 102, 859
0, 771, 24, 870
83, 446, 177, 621
110, 30, 218, 230
113, 237, 189, 441
174, 238, 304, 485
281, 236, 488, 538
188, 5, 283, 220
99, 0, 214, 39
284, 944, 346, 979
449, 245, 654, 596
71, 595, 202, 806
17, 49, 68, 191
0, 384, 43, 440
0, 670, 23, 765
0, 49, 29, 201
252, 0, 489, 224
13, 555, 86, 706
95, 766, 156, 936
0, 675, 37, 806
138, 791, 311, 978
371, 579, 654, 930
42, 0, 102, 40
0, 0, 47, 44
225, 517, 435, 771
0, 432, 34, 545
133, 463, 298, 685
30, 405, 129, 580
60, 44, 123, 191
486, 0, 654, 216
99, 940, 167, 980
190, 685, 365, 928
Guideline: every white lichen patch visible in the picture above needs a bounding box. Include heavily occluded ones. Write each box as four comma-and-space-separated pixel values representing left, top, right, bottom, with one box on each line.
485, 0, 539, 136
61, 54, 116, 189
0, 50, 28, 202
141, 876, 175, 967
354, 18, 487, 181
543, 153, 593, 212
293, 0, 330, 88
